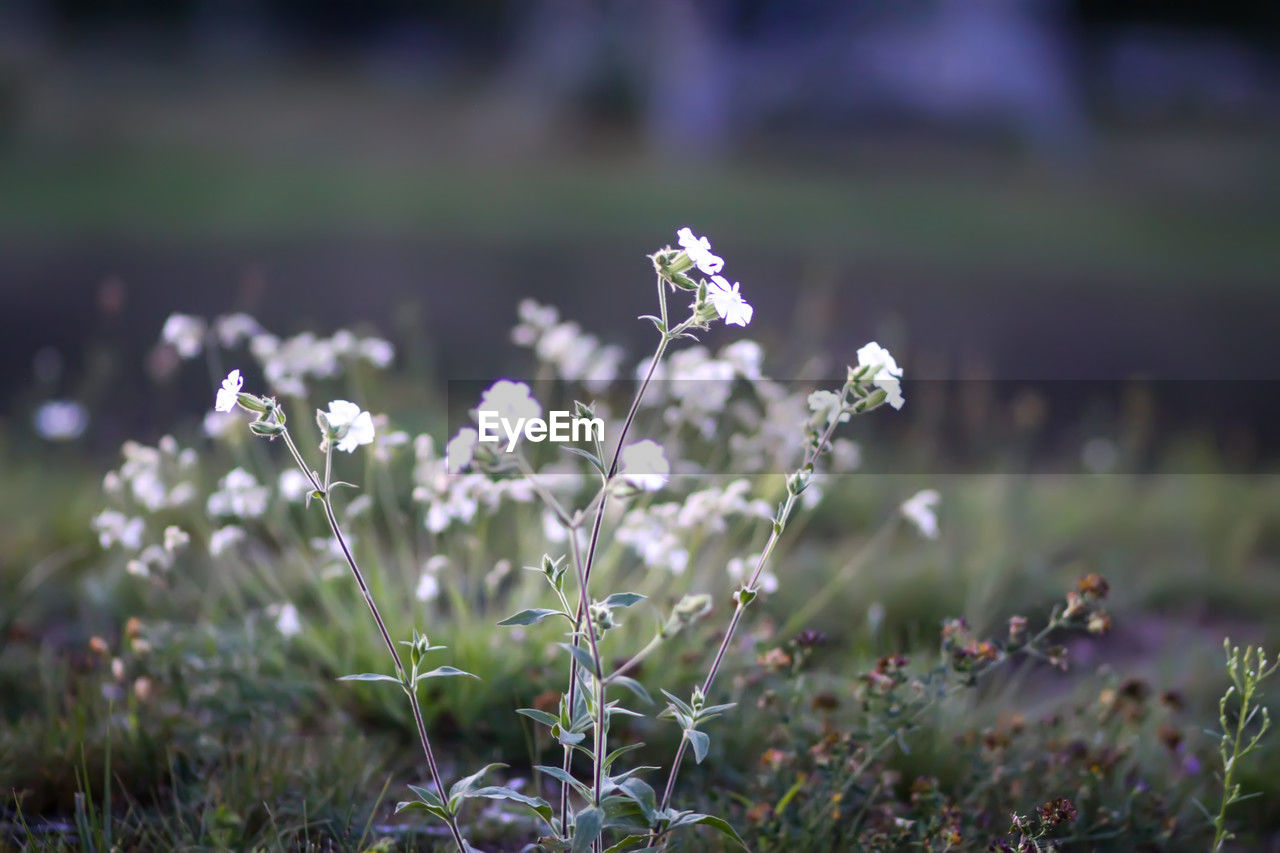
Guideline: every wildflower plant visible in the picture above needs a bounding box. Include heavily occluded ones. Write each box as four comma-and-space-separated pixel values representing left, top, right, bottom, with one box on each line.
1208, 640, 1277, 851
102, 227, 931, 851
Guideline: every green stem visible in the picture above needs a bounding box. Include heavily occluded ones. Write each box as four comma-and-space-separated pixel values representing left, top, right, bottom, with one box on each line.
280, 427, 468, 853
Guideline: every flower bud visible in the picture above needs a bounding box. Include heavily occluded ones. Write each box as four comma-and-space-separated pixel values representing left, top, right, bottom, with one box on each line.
590, 601, 616, 634
236, 392, 272, 414
249, 420, 285, 438
786, 467, 812, 496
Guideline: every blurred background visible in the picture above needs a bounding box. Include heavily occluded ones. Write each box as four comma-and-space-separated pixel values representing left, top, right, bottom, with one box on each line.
0, 0, 1277, 454
2, 3, 1280, 847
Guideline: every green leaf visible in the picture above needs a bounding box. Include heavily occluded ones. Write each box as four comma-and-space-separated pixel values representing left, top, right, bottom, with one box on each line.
561, 445, 606, 476
337, 672, 402, 684
658, 689, 692, 717
498, 608, 565, 627
468, 786, 554, 824
617, 777, 657, 822
572, 806, 605, 853
611, 676, 652, 705
449, 762, 506, 804
560, 642, 598, 674
603, 742, 647, 771
686, 729, 710, 764
406, 783, 446, 811
394, 799, 451, 822
603, 836, 656, 853
604, 592, 646, 609
534, 765, 593, 800
688, 814, 746, 849
416, 666, 479, 684
554, 724, 586, 746
516, 708, 559, 728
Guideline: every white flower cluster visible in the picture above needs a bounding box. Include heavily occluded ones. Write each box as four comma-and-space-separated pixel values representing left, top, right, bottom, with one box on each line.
510, 300, 624, 392
638, 341, 766, 439
615, 479, 773, 574
676, 228, 752, 327
412, 434, 533, 534
93, 437, 202, 578
207, 468, 271, 519
159, 311, 394, 399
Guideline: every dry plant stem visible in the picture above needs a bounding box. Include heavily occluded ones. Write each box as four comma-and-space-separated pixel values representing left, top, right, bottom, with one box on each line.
656, 397, 849, 824
280, 429, 468, 853
558, 275, 679, 825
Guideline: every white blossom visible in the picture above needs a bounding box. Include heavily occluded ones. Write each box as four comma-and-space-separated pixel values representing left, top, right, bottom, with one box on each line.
707, 276, 753, 327
446, 428, 479, 473
215, 369, 243, 413
163, 525, 190, 553
271, 603, 301, 638
162, 313, 206, 359
856, 342, 905, 411
214, 313, 263, 348
208, 525, 245, 557
207, 468, 270, 519
727, 553, 778, 595
900, 489, 940, 540
278, 469, 312, 502
807, 390, 850, 427
619, 440, 669, 491
676, 227, 725, 275
93, 510, 145, 551
360, 337, 395, 368
325, 400, 376, 453
479, 380, 541, 424
33, 400, 88, 441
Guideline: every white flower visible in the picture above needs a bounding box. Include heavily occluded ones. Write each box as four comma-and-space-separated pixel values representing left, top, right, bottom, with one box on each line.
415, 573, 440, 602
707, 276, 753, 327
479, 380, 541, 424
278, 469, 312, 502
446, 428, 479, 473
856, 342, 905, 411
900, 489, 940, 540
727, 554, 778, 595
676, 227, 725, 275
162, 313, 206, 359
272, 602, 301, 638
214, 313, 263, 348
208, 525, 245, 557
325, 400, 376, 453
360, 337, 395, 368
208, 468, 270, 519
163, 525, 190, 553
33, 400, 88, 441
807, 390, 850, 427
618, 440, 669, 491
92, 510, 144, 551
215, 369, 243, 413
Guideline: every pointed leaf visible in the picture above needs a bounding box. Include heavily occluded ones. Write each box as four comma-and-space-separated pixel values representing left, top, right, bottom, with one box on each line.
572, 806, 604, 853
469, 786, 554, 823
559, 642, 598, 674
516, 708, 559, 729
449, 762, 507, 803
337, 672, 402, 684
686, 729, 710, 764
611, 676, 652, 705
561, 445, 606, 476
498, 608, 565, 627
688, 814, 746, 849
416, 666, 479, 684
534, 765, 593, 800
603, 592, 646, 609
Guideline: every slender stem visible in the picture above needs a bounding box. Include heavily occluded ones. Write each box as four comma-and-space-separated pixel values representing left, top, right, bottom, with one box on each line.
656, 397, 850, 825
558, 281, 680, 824
281, 427, 467, 853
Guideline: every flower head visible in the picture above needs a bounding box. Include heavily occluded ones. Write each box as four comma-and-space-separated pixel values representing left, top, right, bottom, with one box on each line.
479, 380, 541, 423
446, 428, 479, 473
215, 369, 243, 413
707, 276, 753, 327
162, 313, 206, 359
676, 227, 724, 275
856, 342, 904, 410
619, 439, 670, 491
325, 400, 376, 453
900, 489, 940, 539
